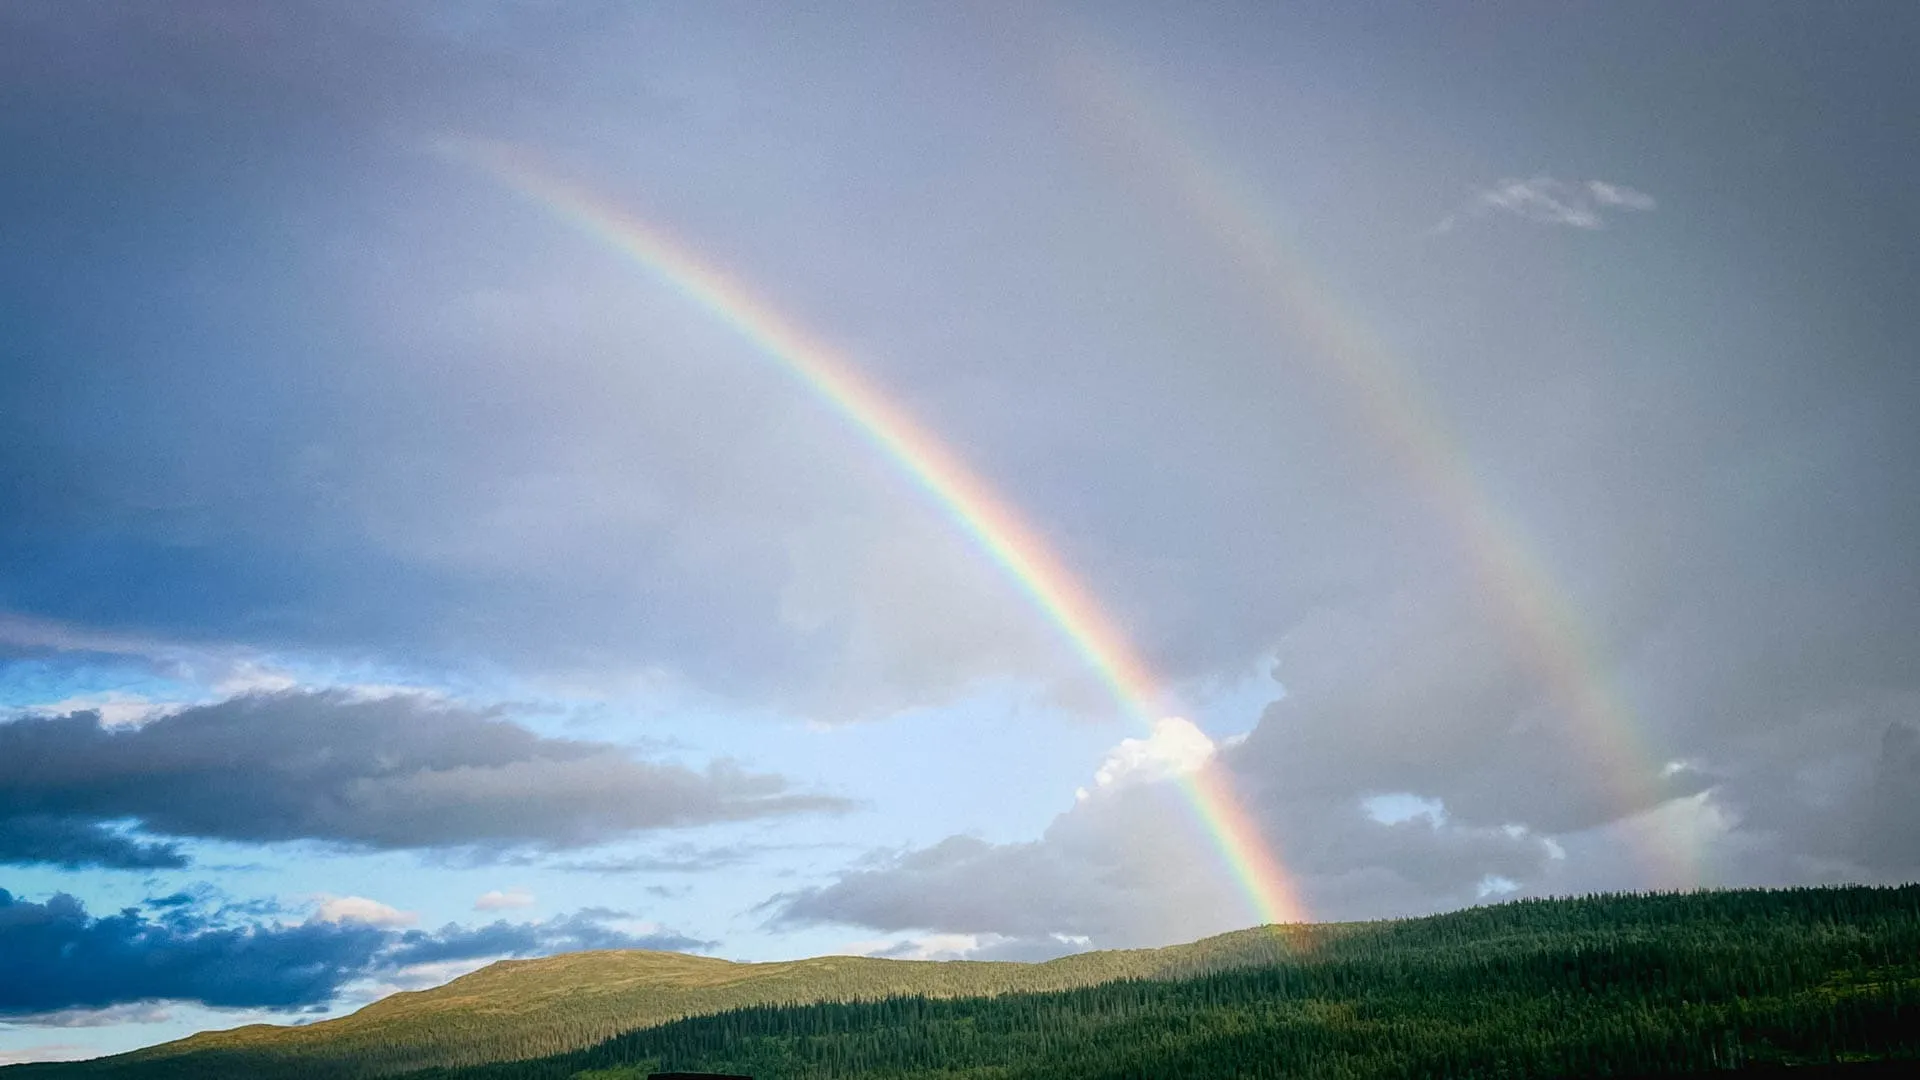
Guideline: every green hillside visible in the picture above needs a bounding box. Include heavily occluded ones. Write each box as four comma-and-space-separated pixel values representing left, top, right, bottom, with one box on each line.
11, 886, 1920, 1080
8, 918, 1318, 1079
416, 886, 1920, 1080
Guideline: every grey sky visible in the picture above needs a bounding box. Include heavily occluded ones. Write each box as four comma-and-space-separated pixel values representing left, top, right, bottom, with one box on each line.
1, 0, 1917, 1061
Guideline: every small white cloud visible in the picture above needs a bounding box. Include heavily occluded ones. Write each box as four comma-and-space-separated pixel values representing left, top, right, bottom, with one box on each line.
1480, 177, 1603, 228
474, 888, 536, 912
1587, 179, 1657, 210
312, 895, 417, 928
1432, 175, 1656, 234
1076, 716, 1217, 801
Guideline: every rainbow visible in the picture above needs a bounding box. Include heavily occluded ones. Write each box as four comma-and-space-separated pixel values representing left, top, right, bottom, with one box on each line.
1054, 44, 1693, 884
439, 138, 1309, 926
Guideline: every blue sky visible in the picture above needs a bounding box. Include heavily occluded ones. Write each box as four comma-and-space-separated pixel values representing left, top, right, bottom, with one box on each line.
4, 0, 1919, 1064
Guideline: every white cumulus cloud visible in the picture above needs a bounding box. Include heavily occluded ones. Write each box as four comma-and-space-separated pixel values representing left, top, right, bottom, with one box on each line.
474, 888, 537, 912
312, 895, 417, 928
1077, 717, 1217, 801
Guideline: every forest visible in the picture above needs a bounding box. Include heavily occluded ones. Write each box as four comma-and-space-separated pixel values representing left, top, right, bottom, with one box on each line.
18, 886, 1917, 1080
413, 886, 1920, 1080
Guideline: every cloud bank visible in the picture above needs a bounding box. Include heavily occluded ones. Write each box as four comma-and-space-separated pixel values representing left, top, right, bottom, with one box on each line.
0, 888, 707, 1019
0, 692, 848, 868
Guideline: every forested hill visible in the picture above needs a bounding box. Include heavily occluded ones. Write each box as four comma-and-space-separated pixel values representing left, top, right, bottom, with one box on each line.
11, 886, 1920, 1080
5, 915, 1318, 1079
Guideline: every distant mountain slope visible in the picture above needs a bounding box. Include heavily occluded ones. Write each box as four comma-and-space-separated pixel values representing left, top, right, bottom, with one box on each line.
7, 919, 1320, 1079
10, 886, 1919, 1080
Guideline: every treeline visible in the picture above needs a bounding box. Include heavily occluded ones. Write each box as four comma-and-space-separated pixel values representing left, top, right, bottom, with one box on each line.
12, 886, 1919, 1080
413, 886, 1920, 1080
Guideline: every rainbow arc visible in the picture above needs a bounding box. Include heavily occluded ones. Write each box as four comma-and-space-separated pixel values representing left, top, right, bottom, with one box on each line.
1053, 41, 1691, 884
443, 138, 1308, 927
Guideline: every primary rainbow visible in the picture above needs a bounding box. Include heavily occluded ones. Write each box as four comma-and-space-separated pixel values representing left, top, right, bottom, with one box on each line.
1055, 44, 1694, 884
440, 138, 1309, 927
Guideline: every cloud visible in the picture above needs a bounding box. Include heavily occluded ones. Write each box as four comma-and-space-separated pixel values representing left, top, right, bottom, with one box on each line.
0, 888, 390, 1016
0, 1043, 93, 1066
473, 888, 536, 912
1586, 179, 1656, 211
548, 842, 827, 875
314, 895, 417, 928
1432, 175, 1656, 233
0, 3, 1104, 723
9, 691, 171, 728
771, 715, 1570, 947
1077, 716, 1215, 800
845, 931, 1089, 963
0, 1003, 173, 1029
772, 551, 1920, 945
0, 889, 707, 1020
0, 817, 186, 871
0, 692, 848, 867
1, 0, 1917, 956
381, 909, 713, 969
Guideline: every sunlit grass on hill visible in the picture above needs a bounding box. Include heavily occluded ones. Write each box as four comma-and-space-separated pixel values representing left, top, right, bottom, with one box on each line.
9, 885, 1918, 1080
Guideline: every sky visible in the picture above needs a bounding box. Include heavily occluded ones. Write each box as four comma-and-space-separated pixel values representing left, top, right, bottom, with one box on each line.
3, 0, 1919, 1064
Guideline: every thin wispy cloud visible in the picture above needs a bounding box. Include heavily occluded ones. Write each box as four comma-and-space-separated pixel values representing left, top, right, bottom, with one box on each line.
1432, 176, 1657, 234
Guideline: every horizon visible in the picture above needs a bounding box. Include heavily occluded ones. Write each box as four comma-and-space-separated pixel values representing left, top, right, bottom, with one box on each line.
38, 882, 1920, 1066
3, 0, 1918, 1066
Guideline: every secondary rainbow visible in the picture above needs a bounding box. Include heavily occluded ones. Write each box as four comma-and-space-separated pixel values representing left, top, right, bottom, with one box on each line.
1055, 43, 1694, 884
439, 138, 1308, 927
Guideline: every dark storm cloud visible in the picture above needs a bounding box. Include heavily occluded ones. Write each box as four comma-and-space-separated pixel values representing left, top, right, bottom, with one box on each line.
0, 817, 185, 872
0, 693, 847, 866
0, 889, 388, 1015
0, 889, 705, 1018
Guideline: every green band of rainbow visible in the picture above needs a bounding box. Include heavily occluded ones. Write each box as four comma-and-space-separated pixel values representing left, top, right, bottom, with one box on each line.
441, 138, 1308, 927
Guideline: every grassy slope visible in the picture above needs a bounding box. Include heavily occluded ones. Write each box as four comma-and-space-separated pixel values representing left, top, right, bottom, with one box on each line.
12, 921, 1321, 1078
419, 885, 1920, 1080
11, 886, 1918, 1080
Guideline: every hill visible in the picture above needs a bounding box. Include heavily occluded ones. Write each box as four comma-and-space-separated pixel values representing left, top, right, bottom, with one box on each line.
401, 886, 1920, 1080
9, 886, 1920, 1079
7, 917, 1320, 1078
